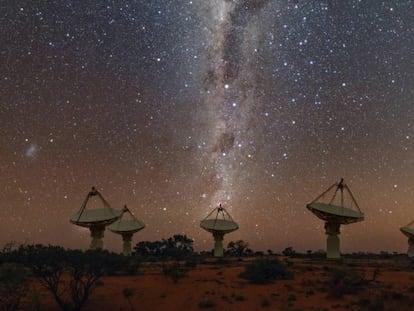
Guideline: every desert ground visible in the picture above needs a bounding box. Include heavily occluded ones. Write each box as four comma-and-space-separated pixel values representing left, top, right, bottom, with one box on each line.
23, 255, 414, 311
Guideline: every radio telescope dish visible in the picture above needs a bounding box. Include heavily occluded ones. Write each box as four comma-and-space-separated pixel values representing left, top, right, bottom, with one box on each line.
306, 178, 364, 259
200, 204, 239, 257
400, 221, 414, 257
70, 187, 121, 250
108, 205, 145, 256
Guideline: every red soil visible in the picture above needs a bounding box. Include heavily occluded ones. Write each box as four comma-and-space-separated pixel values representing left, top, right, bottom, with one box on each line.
23, 257, 414, 311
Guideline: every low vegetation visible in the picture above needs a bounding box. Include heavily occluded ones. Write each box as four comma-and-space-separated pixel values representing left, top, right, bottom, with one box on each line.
0, 244, 135, 311
134, 234, 194, 260
260, 297, 271, 307
233, 294, 245, 301
134, 235, 197, 282
197, 299, 216, 308
2, 240, 414, 311
122, 287, 135, 311
162, 261, 188, 283
239, 258, 294, 284
328, 268, 366, 298
225, 240, 253, 257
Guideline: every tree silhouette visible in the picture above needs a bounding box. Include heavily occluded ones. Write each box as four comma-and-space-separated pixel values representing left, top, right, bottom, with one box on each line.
282, 246, 296, 257
134, 235, 195, 283
163, 235, 194, 260
134, 235, 194, 260
122, 288, 135, 311
0, 244, 127, 311
30, 246, 106, 311
226, 240, 252, 257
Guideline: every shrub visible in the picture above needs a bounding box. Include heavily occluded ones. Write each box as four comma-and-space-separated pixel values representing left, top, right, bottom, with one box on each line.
328, 268, 365, 298
260, 297, 271, 307
122, 288, 134, 311
305, 290, 315, 296
134, 235, 194, 260
287, 294, 297, 302
0, 244, 142, 311
239, 258, 294, 284
282, 247, 296, 257
162, 262, 187, 283
198, 299, 216, 308
234, 294, 245, 301
226, 240, 252, 257
0, 245, 128, 311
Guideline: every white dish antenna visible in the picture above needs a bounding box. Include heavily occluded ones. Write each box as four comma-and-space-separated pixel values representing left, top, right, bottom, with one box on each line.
306, 178, 364, 259
70, 187, 121, 249
200, 204, 238, 257
400, 221, 414, 257
108, 205, 145, 256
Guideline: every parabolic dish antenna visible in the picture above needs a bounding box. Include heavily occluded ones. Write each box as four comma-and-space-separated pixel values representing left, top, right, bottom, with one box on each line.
400, 221, 414, 257
108, 205, 145, 256
70, 187, 121, 250
200, 204, 239, 257
306, 178, 364, 259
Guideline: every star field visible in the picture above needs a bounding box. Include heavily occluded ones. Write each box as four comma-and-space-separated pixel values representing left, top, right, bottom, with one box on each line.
0, 0, 413, 253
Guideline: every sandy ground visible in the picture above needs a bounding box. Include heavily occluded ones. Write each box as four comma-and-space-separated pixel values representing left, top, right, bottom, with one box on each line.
23, 256, 414, 311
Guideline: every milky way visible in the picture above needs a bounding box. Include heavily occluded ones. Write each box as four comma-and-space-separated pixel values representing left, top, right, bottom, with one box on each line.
0, 0, 413, 253
199, 0, 270, 208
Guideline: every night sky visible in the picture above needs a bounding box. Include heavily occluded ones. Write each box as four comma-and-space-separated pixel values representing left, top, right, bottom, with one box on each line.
1, 0, 413, 254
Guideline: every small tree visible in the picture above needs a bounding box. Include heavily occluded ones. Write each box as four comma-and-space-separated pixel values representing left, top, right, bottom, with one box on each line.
282, 246, 296, 257
163, 235, 195, 282
163, 234, 194, 260
5, 245, 114, 311
226, 240, 252, 257
122, 288, 135, 311
134, 235, 194, 261
134, 241, 163, 258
